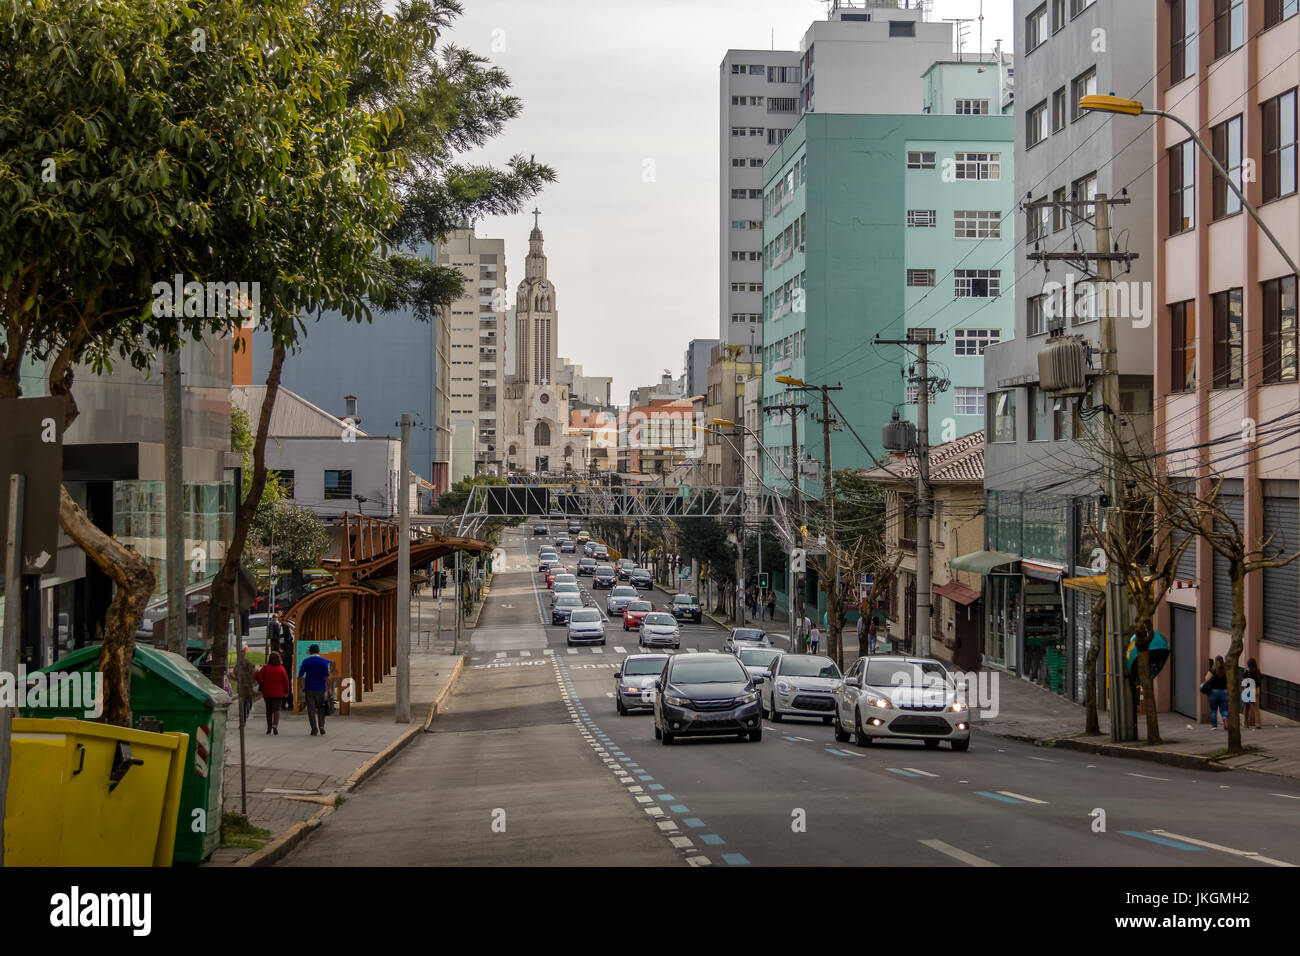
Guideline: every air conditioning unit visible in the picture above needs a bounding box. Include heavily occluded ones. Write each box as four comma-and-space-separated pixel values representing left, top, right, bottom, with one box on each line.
736, 373, 747, 383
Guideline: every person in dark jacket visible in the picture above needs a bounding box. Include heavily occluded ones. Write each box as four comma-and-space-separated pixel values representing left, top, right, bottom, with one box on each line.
256, 651, 292, 735
299, 644, 334, 736
1205, 657, 1229, 729
278, 626, 295, 710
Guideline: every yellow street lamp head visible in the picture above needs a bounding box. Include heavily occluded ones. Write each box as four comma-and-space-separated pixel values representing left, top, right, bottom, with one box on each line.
712, 418, 737, 428
1078, 93, 1144, 116
774, 375, 805, 387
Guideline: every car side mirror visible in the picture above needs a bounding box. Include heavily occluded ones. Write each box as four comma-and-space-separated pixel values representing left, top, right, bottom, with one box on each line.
752, 675, 765, 684
844, 678, 861, 688
654, 679, 663, 691
614, 671, 622, 679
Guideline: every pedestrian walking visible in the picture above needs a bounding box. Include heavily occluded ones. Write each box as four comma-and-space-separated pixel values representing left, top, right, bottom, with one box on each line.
855, 614, 864, 652
867, 622, 878, 655
1242, 657, 1262, 730
235, 643, 257, 725
800, 613, 811, 652
766, 593, 775, 622
256, 651, 291, 735
267, 610, 282, 649
299, 643, 334, 736
808, 624, 820, 655
1203, 656, 1229, 729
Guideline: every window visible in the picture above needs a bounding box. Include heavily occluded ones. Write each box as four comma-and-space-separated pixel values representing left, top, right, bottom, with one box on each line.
954, 387, 985, 415
1263, 275, 1299, 383
1026, 3, 1048, 51
1069, 0, 1094, 15
907, 151, 936, 169
1210, 288, 1243, 389
1266, 0, 1300, 27
907, 269, 936, 287
274, 470, 295, 499
767, 128, 790, 145
954, 328, 1001, 355
1027, 294, 1047, 336
889, 20, 916, 37
749, 64, 764, 75
954, 270, 1000, 298
1170, 0, 1197, 84
1052, 0, 1066, 31
1052, 395, 1070, 441
1263, 89, 1298, 202
956, 99, 990, 115
1027, 201, 1050, 242
1052, 187, 1068, 232
768, 96, 797, 113
1071, 172, 1097, 223
749, 158, 763, 167
1028, 387, 1052, 442
324, 470, 353, 500
907, 209, 937, 227
1027, 100, 1048, 147
1169, 140, 1196, 234
954, 210, 1002, 239
1051, 87, 1067, 132
768, 66, 799, 83
953, 151, 1001, 180
1071, 67, 1097, 122
905, 385, 936, 405
731, 127, 745, 137
1213, 0, 1245, 59
1211, 115, 1243, 219
989, 391, 1016, 443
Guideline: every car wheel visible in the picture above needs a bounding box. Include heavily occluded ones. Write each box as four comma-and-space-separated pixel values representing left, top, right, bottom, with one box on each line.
661, 728, 674, 745
600, 639, 606, 646
616, 698, 627, 716
748, 727, 763, 742
951, 738, 970, 752
653, 721, 661, 740
924, 738, 941, 749
833, 709, 851, 743
822, 715, 833, 725
853, 709, 873, 747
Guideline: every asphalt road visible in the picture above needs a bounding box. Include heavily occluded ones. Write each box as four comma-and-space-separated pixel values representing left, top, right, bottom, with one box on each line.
281, 528, 1300, 867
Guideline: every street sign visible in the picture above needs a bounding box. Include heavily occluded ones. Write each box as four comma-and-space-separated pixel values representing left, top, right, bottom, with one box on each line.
790, 548, 806, 573
0, 396, 67, 574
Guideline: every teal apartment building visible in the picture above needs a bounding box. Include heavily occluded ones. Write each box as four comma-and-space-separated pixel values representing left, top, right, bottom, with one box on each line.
760, 84, 1014, 497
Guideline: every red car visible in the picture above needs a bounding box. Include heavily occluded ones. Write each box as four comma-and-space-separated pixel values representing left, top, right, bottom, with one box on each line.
622, 600, 654, 630
546, 566, 567, 588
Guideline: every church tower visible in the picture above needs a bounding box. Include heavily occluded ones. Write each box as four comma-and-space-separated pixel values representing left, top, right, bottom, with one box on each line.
515, 209, 557, 385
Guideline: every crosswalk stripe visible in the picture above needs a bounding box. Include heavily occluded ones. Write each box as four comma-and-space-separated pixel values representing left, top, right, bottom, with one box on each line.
519, 650, 531, 657
591, 647, 603, 654
495, 651, 506, 658
567, 648, 578, 655
614, 646, 627, 653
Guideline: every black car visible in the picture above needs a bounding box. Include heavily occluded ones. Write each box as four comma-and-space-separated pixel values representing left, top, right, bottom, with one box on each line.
577, 557, 597, 576
567, 520, 581, 534
533, 524, 548, 536
669, 593, 702, 623
592, 565, 617, 589
653, 652, 764, 744
629, 569, 653, 590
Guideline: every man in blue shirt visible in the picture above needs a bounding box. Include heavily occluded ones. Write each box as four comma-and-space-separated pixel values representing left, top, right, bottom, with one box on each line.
298, 644, 334, 736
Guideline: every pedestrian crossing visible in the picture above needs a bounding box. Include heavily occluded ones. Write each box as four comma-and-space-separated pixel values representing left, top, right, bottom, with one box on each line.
472, 646, 711, 662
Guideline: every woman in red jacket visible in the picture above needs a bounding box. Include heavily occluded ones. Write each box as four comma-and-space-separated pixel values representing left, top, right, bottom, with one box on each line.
256, 651, 292, 735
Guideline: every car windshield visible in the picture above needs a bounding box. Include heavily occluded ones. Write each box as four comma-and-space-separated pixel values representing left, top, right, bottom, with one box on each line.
631, 570, 649, 577
643, 613, 675, 626
554, 585, 579, 595
779, 656, 841, 679
554, 575, 576, 583
611, 587, 637, 598
626, 601, 652, 612
732, 629, 765, 641
570, 609, 601, 623
595, 566, 614, 574
670, 659, 748, 684
623, 658, 667, 676
556, 595, 582, 607
738, 648, 777, 666
579, 559, 595, 566
865, 660, 954, 690
674, 595, 696, 605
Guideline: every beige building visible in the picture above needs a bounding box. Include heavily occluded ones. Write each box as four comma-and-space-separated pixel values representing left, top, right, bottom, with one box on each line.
704, 344, 759, 488
438, 227, 506, 474
861, 431, 985, 670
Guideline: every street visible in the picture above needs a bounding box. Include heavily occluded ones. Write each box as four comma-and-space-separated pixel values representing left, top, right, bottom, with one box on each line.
281, 529, 1300, 867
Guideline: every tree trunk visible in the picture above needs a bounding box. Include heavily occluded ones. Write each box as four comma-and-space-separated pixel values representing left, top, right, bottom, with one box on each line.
1227, 565, 1245, 753
207, 344, 286, 688
827, 583, 844, 670
1084, 593, 1104, 735
58, 486, 154, 726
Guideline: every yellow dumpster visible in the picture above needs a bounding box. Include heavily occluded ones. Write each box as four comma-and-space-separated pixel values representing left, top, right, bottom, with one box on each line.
3, 718, 189, 867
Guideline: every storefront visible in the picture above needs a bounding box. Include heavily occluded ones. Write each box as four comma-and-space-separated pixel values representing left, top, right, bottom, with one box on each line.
1021, 560, 1067, 693
949, 550, 1020, 671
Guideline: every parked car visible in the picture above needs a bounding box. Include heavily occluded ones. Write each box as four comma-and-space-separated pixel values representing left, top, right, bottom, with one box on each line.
736, 646, 780, 681
653, 653, 764, 744
832, 656, 971, 750
577, 557, 597, 576
614, 654, 670, 715
724, 627, 770, 654
551, 593, 585, 626
622, 600, 653, 631
567, 607, 606, 645
606, 585, 639, 616
629, 569, 652, 590
638, 612, 680, 649
592, 565, 617, 589
762, 654, 842, 724
669, 593, 702, 623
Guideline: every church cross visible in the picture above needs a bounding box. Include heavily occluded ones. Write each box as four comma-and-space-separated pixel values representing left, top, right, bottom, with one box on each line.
532, 207, 541, 229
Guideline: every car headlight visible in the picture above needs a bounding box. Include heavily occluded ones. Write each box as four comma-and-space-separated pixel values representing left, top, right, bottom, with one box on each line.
777, 681, 795, 694
864, 695, 894, 710
738, 691, 758, 704
664, 694, 689, 707
948, 700, 968, 713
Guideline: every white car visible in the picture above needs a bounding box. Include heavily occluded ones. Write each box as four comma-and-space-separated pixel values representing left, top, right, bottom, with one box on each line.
762, 654, 842, 723
614, 653, 669, 714
605, 585, 639, 616
832, 656, 971, 751
567, 608, 606, 646
736, 646, 780, 681
638, 612, 681, 649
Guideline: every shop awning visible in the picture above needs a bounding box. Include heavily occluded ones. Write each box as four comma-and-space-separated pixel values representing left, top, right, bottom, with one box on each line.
1063, 574, 1106, 593
949, 550, 1020, 574
1022, 559, 1067, 581
934, 581, 981, 606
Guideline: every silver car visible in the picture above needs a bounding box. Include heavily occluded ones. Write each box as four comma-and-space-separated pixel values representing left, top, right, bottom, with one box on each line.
638, 611, 681, 649
724, 627, 771, 654
614, 653, 669, 714
736, 646, 780, 681
762, 654, 842, 723
832, 656, 971, 751
567, 607, 606, 646
552, 582, 581, 603
606, 585, 639, 616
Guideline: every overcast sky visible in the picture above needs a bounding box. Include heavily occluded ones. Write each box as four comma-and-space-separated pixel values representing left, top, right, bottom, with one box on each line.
444, 0, 1015, 402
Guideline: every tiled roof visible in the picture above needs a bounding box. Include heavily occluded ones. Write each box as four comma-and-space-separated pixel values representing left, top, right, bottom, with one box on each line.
859, 429, 984, 484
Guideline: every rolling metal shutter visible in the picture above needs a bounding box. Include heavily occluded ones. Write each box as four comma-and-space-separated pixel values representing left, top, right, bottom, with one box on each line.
1211, 492, 1244, 631
1174, 529, 1198, 582
1262, 490, 1299, 647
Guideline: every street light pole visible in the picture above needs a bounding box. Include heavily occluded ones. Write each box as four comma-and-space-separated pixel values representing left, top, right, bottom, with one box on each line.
396, 414, 411, 724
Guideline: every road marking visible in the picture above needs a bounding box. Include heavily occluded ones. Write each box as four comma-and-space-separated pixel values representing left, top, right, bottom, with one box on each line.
495, 651, 506, 658
567, 648, 578, 655
519, 650, 531, 657
1126, 771, 1172, 781
974, 791, 1024, 804
656, 820, 677, 831
721, 852, 749, 865
701, 834, 726, 846
903, 768, 940, 777
682, 818, 706, 828
1150, 830, 1296, 867
790, 736, 814, 742
782, 736, 802, 743
888, 768, 919, 778
1119, 831, 1204, 851
686, 856, 711, 867
669, 836, 695, 849
1271, 793, 1300, 801
826, 749, 851, 757
684, 648, 699, 653
614, 646, 626, 653
996, 791, 1048, 804
1027, 755, 1057, 763
919, 839, 999, 867
591, 647, 603, 654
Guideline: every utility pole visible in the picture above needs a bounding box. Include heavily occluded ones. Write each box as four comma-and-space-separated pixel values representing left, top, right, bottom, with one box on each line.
766, 399, 807, 648
1, 475, 25, 866
396, 414, 411, 724
163, 347, 185, 655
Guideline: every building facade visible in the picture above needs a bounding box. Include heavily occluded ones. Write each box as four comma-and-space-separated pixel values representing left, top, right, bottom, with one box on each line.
685, 338, 719, 398
703, 345, 759, 488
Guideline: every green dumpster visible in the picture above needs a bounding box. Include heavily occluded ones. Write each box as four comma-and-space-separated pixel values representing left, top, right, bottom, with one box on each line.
24, 644, 231, 863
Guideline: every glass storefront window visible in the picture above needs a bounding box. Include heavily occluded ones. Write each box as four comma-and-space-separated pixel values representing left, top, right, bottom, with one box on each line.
994, 491, 1022, 554
1023, 495, 1068, 560
113, 479, 236, 604
985, 574, 1020, 670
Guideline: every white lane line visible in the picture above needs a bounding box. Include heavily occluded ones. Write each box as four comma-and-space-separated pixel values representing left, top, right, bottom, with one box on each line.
1027, 755, 1057, 763
791, 736, 814, 742
996, 790, 1049, 805
919, 839, 999, 867
614, 645, 627, 653
543, 649, 554, 656
1150, 830, 1296, 867
684, 648, 699, 653
903, 768, 940, 778
1127, 772, 1172, 781
1271, 793, 1300, 801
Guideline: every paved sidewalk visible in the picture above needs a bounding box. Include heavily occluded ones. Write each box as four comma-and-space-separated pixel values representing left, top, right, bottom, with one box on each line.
207, 648, 464, 865
979, 671, 1300, 780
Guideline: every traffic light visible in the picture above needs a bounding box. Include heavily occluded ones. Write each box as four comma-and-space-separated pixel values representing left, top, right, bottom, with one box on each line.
758, 573, 769, 589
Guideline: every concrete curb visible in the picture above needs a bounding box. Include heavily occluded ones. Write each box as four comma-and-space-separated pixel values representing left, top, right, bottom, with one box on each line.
978, 724, 1233, 773
231, 653, 469, 867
